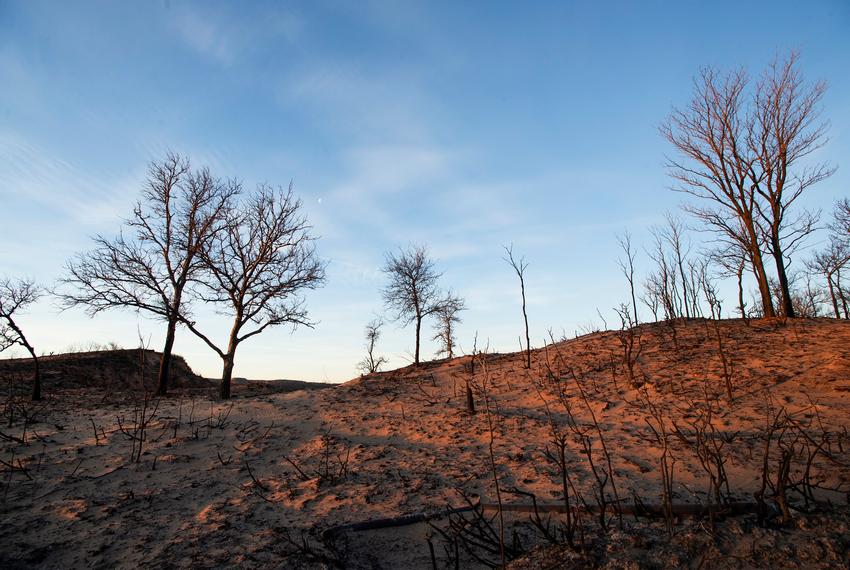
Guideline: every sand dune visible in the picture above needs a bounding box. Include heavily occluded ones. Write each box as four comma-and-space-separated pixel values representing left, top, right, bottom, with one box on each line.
1, 318, 849, 568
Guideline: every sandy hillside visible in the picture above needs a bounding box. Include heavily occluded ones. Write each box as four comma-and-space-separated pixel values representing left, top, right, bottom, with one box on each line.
1, 318, 849, 569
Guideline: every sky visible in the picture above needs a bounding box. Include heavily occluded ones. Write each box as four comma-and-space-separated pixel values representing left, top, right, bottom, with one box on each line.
1, 1, 849, 382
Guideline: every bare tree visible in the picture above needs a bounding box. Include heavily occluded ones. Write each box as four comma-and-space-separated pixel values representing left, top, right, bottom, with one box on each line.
616, 230, 639, 325
59, 153, 237, 395
711, 240, 751, 321
797, 273, 825, 318
181, 185, 326, 399
830, 198, 850, 317
750, 54, 834, 317
662, 65, 775, 317
663, 53, 833, 319
504, 244, 531, 369
432, 291, 466, 359
644, 227, 681, 321
357, 317, 388, 375
0, 277, 43, 401
381, 244, 443, 365
833, 198, 850, 237
661, 214, 694, 319
808, 200, 850, 318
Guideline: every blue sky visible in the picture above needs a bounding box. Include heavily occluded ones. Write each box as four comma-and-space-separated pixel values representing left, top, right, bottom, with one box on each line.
1, 1, 849, 382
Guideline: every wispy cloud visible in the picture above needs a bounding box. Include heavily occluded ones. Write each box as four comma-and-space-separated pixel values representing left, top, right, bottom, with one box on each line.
0, 134, 140, 227
171, 5, 237, 65
169, 3, 303, 66
282, 64, 431, 143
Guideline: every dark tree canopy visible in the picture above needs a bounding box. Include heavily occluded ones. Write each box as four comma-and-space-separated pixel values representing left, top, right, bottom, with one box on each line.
357, 317, 388, 375
432, 291, 466, 359
59, 153, 238, 395
0, 277, 43, 400
381, 244, 443, 364
182, 184, 326, 399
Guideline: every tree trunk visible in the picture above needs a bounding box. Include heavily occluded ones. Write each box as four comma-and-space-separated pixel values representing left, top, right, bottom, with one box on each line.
220, 353, 235, 399
836, 269, 849, 318
156, 318, 178, 396
29, 349, 41, 401
630, 279, 639, 326
414, 316, 421, 364
750, 246, 775, 318
741, 214, 775, 318
826, 275, 840, 318
676, 257, 690, 320
736, 265, 746, 320
465, 380, 475, 414
219, 324, 242, 399
770, 234, 796, 318
520, 279, 530, 369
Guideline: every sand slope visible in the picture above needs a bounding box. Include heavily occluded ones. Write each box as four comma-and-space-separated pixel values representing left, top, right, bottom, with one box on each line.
1, 318, 849, 568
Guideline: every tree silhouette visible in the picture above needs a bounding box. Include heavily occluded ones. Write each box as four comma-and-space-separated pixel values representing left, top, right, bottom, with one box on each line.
432, 291, 466, 359
381, 244, 443, 365
504, 244, 531, 369
59, 153, 237, 395
181, 185, 326, 399
0, 277, 43, 401
358, 317, 388, 375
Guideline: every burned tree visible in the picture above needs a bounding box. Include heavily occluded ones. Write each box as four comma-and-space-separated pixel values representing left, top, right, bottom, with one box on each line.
504, 244, 531, 368
662, 65, 774, 317
381, 244, 443, 365
0, 277, 43, 401
357, 317, 388, 375
711, 239, 751, 321
59, 153, 237, 395
642, 215, 697, 322
616, 230, 639, 325
750, 54, 833, 318
808, 200, 850, 318
432, 291, 466, 359
834, 198, 850, 237
661, 214, 694, 319
663, 53, 833, 318
181, 184, 326, 399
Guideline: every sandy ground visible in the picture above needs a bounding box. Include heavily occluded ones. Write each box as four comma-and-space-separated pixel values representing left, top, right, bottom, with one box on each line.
1, 318, 849, 568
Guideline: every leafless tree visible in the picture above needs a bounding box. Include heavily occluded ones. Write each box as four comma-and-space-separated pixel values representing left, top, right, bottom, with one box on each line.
807, 238, 849, 319
698, 266, 735, 399
0, 278, 43, 400
504, 244, 531, 368
662, 65, 775, 317
805, 199, 850, 318
59, 153, 237, 395
711, 240, 751, 321
833, 198, 850, 237
662, 214, 695, 319
797, 273, 825, 318
181, 184, 326, 399
664, 53, 833, 319
643, 223, 687, 322
613, 303, 642, 385
432, 291, 466, 359
829, 199, 850, 317
616, 230, 639, 325
381, 244, 443, 365
357, 317, 388, 375
750, 54, 834, 318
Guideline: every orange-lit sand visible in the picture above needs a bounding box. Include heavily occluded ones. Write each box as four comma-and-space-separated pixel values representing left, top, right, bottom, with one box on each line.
1, 318, 849, 568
